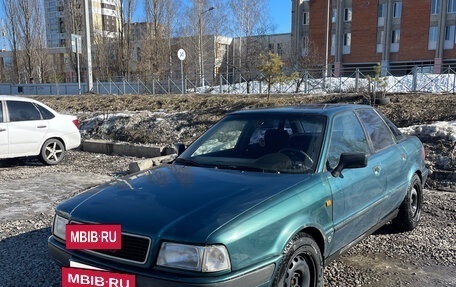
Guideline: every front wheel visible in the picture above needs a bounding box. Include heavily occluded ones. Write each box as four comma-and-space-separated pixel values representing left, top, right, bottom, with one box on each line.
393, 174, 423, 231
273, 233, 323, 287
40, 138, 65, 165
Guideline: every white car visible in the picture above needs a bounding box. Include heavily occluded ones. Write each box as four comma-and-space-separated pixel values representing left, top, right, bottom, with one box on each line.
0, 95, 81, 165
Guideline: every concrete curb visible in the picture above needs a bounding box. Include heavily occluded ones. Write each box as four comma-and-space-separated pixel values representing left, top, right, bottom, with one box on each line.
81, 140, 177, 173
81, 140, 171, 158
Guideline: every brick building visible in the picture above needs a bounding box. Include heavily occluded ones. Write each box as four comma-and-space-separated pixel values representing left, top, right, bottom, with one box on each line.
291, 0, 456, 75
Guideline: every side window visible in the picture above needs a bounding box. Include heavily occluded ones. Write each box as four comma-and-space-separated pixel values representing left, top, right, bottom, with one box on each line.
35, 104, 55, 120
327, 112, 370, 170
0, 102, 3, 122
7, 101, 42, 122
357, 109, 396, 151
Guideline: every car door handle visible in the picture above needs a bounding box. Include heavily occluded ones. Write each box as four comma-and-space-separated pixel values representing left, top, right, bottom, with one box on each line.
373, 166, 381, 175
0, 128, 5, 132
37, 125, 47, 129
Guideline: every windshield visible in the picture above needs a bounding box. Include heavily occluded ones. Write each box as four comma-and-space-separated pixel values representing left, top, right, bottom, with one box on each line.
177, 114, 326, 174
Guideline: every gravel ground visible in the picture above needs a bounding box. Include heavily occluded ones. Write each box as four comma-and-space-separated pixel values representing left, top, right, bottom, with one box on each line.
0, 150, 455, 287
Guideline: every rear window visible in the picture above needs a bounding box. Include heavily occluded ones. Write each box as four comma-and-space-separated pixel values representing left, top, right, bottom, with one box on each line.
35, 103, 55, 120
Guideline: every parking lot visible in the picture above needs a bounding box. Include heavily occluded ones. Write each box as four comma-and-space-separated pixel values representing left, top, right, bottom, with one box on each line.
0, 150, 455, 286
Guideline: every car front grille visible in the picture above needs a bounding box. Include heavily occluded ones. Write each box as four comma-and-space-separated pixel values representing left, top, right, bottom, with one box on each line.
69, 221, 151, 265
88, 233, 151, 264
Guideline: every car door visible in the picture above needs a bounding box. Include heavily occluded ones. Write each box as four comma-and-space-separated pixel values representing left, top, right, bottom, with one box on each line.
6, 100, 49, 157
0, 100, 8, 157
325, 111, 385, 255
356, 108, 406, 215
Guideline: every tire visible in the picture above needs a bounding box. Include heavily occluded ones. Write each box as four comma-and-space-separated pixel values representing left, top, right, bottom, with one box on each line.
40, 138, 65, 165
273, 233, 323, 287
393, 174, 423, 231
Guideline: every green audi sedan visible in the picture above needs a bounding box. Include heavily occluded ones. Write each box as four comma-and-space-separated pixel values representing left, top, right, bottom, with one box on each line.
49, 104, 428, 287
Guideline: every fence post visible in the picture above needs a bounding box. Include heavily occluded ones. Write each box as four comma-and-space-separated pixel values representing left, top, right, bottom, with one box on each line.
152, 76, 156, 95
322, 67, 326, 91
453, 68, 456, 94
168, 76, 171, 94
355, 68, 360, 93
412, 66, 418, 92
304, 71, 309, 93
220, 76, 223, 94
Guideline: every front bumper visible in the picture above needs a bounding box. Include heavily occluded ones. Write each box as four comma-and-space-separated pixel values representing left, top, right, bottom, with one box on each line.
48, 236, 275, 287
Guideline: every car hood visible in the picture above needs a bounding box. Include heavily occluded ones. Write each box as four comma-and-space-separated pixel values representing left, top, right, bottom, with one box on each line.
59, 164, 309, 242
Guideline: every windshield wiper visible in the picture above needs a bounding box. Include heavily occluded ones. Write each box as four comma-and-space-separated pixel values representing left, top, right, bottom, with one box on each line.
173, 158, 200, 166
215, 164, 265, 172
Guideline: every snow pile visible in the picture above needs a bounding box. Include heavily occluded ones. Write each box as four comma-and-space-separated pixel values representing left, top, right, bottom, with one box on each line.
400, 121, 456, 143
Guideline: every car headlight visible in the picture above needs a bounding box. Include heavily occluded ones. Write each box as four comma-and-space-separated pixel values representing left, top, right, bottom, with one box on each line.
157, 242, 231, 272
53, 214, 69, 241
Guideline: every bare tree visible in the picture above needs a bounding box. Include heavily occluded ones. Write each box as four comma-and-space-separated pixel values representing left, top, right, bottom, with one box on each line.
137, 0, 177, 80
289, 38, 325, 93
58, 0, 84, 81
14, 0, 48, 83
1, 0, 20, 83
228, 0, 270, 93
118, 0, 137, 79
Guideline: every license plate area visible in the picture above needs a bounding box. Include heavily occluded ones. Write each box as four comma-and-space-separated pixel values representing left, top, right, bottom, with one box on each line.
70, 259, 106, 271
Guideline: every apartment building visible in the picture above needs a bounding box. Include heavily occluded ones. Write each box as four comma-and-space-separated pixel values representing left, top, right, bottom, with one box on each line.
291, 0, 456, 75
44, 0, 121, 48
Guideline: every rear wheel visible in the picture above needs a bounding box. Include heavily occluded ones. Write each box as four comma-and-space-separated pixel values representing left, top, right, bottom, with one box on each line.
273, 233, 323, 287
393, 174, 423, 231
40, 138, 65, 165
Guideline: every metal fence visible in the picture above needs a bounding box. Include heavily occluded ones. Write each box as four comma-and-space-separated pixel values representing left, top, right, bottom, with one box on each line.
2, 65, 456, 96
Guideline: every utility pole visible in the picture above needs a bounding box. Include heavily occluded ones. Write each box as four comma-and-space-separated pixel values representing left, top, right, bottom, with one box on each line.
324, 0, 330, 78
84, 0, 93, 92
198, 4, 214, 87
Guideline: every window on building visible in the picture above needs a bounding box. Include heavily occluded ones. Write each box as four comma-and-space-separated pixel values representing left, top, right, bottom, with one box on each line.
444, 25, 455, 49
429, 26, 438, 50
277, 43, 283, 56
330, 33, 336, 56
332, 9, 337, 23
393, 2, 402, 18
376, 30, 384, 53
268, 43, 274, 52
391, 29, 400, 52
344, 8, 352, 22
431, 0, 441, 14
343, 33, 351, 54
378, 3, 386, 26
303, 12, 309, 25
302, 37, 309, 56
448, 0, 456, 13
392, 30, 400, 43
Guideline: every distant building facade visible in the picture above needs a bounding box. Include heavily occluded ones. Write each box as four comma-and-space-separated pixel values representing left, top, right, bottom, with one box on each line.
44, 0, 121, 48
291, 0, 456, 75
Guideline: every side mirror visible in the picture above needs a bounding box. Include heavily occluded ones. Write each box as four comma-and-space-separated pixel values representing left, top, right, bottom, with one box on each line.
331, 152, 368, 177
174, 143, 186, 156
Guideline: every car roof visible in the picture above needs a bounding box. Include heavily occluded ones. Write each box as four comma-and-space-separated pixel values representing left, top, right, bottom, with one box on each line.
0, 95, 58, 113
229, 104, 372, 117
0, 95, 37, 102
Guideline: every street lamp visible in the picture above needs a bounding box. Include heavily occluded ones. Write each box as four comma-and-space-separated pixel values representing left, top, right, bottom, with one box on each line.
198, 6, 215, 87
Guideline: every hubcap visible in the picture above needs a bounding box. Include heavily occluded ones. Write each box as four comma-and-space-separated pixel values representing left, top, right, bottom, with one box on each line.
410, 186, 418, 216
46, 142, 63, 162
